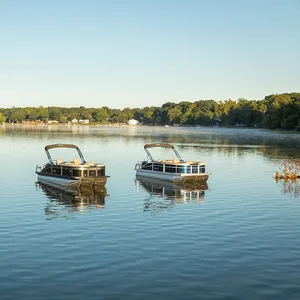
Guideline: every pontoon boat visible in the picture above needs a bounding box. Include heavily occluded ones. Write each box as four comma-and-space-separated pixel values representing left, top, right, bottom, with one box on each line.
135, 143, 209, 182
36, 144, 109, 189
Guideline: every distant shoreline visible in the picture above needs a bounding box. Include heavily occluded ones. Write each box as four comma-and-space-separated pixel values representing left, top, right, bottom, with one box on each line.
2, 122, 300, 134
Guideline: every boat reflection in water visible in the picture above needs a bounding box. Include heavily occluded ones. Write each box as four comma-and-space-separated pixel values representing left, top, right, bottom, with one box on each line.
135, 175, 209, 212
36, 182, 107, 219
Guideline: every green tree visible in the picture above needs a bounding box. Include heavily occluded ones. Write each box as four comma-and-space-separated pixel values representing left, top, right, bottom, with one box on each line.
122, 107, 134, 121
94, 108, 109, 122
59, 115, 67, 123
37, 106, 49, 122
48, 106, 62, 121
140, 107, 156, 124
167, 106, 182, 124
81, 108, 93, 121
10, 108, 26, 123
0, 112, 6, 123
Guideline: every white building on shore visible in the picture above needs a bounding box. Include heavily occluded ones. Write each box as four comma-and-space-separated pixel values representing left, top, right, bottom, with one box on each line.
127, 119, 139, 126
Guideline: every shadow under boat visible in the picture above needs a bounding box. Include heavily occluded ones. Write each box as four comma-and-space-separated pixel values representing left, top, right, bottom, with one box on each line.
135, 175, 209, 212
36, 182, 107, 219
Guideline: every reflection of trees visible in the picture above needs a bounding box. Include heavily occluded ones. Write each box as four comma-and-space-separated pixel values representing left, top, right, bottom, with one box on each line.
275, 179, 300, 199
259, 147, 300, 159
36, 182, 107, 219
135, 177, 208, 213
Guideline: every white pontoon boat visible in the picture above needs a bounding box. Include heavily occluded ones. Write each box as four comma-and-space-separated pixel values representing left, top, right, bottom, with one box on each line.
135, 143, 209, 183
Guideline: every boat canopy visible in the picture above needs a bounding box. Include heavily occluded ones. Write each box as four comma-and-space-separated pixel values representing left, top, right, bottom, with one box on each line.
144, 143, 174, 149
44, 144, 86, 164
144, 143, 183, 162
45, 144, 79, 150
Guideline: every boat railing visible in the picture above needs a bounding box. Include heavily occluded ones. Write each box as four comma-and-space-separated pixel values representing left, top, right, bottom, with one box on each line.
36, 165, 43, 173
138, 161, 206, 174
135, 160, 150, 170
135, 162, 142, 170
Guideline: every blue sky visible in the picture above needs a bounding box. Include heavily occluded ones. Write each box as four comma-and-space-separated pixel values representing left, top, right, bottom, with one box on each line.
0, 0, 299, 108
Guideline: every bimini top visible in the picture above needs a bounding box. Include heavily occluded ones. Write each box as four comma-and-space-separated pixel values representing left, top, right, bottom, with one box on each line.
44, 143, 86, 164
45, 144, 79, 151
144, 143, 183, 162
144, 143, 175, 149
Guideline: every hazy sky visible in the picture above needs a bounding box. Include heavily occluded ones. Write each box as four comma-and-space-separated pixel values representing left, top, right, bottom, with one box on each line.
0, 0, 299, 109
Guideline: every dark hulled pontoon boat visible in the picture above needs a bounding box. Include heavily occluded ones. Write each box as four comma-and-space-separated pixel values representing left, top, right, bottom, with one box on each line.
135, 143, 209, 183
36, 144, 109, 189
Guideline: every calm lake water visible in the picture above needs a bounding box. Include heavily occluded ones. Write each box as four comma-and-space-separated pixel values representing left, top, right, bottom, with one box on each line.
1, 124, 300, 300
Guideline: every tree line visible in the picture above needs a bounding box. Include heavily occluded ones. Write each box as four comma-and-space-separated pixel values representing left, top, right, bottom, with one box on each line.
0, 92, 299, 130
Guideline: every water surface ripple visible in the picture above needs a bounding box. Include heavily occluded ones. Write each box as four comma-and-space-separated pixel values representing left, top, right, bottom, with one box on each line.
0, 125, 300, 299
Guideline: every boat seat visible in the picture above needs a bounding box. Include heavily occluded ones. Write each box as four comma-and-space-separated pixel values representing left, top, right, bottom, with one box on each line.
56, 158, 64, 165
185, 160, 194, 164
73, 157, 81, 165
